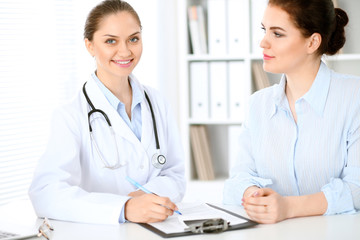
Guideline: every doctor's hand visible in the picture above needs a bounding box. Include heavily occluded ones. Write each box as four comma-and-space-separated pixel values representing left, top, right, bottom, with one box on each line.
128, 190, 146, 198
242, 188, 291, 224
125, 194, 178, 223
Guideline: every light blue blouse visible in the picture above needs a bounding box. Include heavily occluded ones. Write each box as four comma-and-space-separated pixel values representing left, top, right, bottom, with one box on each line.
92, 73, 143, 141
223, 61, 360, 215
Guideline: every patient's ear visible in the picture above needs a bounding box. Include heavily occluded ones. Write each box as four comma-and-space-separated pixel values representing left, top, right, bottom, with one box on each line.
307, 33, 321, 54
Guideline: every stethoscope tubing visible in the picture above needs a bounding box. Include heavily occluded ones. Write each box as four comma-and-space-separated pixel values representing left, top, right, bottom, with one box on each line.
82, 82, 161, 151
144, 91, 160, 150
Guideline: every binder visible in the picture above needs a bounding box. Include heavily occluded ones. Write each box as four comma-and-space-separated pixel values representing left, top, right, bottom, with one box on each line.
251, 0, 268, 55
252, 61, 270, 91
227, 0, 249, 55
190, 125, 207, 180
207, 0, 227, 55
228, 61, 250, 120
198, 125, 215, 180
189, 125, 215, 181
209, 61, 227, 119
190, 62, 209, 119
188, 5, 207, 54
188, 6, 202, 55
138, 203, 258, 238
332, 0, 338, 7
196, 5, 208, 54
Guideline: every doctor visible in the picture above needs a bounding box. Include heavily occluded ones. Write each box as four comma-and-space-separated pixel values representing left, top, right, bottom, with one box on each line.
29, 0, 185, 225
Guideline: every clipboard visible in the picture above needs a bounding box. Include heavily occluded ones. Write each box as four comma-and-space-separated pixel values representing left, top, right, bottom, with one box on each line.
138, 203, 258, 238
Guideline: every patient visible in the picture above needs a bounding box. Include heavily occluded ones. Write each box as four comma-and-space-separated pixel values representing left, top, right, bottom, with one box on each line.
224, 0, 360, 223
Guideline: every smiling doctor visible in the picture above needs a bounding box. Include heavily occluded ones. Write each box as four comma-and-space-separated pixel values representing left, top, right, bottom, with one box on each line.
29, 0, 185, 225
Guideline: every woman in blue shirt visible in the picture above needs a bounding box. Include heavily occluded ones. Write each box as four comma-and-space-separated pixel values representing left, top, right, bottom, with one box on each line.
224, 0, 360, 223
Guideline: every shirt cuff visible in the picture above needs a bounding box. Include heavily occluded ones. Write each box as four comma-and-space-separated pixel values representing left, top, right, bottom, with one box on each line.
118, 199, 129, 224
321, 178, 356, 215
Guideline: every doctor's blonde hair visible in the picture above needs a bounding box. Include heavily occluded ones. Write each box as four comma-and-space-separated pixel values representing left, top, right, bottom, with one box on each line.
84, 0, 142, 41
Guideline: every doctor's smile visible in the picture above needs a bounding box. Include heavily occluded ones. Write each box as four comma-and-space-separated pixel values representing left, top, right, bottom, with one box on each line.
112, 59, 134, 67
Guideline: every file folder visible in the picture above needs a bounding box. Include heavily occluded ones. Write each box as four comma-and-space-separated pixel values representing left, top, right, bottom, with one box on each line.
188, 5, 207, 54
207, 0, 227, 55
227, 0, 250, 55
251, 0, 268, 55
209, 61, 227, 119
228, 61, 250, 120
190, 62, 209, 119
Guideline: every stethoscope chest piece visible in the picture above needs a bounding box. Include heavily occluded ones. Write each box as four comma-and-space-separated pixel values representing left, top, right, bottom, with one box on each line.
152, 153, 166, 169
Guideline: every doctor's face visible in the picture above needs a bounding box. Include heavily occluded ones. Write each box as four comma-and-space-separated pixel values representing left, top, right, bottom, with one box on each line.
260, 5, 311, 75
85, 11, 142, 81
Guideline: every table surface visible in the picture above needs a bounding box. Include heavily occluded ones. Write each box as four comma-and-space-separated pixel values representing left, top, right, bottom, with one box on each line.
0, 199, 359, 240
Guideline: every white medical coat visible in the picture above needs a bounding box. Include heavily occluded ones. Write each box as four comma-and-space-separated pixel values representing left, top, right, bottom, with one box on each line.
28, 74, 186, 224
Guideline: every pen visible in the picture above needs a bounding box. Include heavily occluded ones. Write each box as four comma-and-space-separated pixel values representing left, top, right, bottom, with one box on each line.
126, 176, 182, 215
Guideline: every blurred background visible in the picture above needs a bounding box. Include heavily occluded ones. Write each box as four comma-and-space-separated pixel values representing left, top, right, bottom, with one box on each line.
1, 0, 359, 206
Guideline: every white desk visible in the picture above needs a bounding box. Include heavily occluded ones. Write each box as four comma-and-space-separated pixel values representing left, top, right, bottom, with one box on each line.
1, 199, 359, 240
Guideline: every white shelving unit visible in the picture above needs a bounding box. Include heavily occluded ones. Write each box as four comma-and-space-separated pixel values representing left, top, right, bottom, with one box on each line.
177, 0, 360, 183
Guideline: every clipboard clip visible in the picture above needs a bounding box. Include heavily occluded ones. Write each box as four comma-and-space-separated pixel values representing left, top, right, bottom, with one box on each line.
185, 218, 229, 234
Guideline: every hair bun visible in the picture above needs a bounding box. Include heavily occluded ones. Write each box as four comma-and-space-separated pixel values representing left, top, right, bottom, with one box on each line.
334, 8, 349, 27
326, 8, 349, 55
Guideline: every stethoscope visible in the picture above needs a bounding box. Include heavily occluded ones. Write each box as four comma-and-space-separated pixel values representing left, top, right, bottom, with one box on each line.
82, 82, 166, 170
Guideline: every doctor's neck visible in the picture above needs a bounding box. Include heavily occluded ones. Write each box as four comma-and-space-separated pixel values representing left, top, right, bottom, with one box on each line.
95, 70, 132, 103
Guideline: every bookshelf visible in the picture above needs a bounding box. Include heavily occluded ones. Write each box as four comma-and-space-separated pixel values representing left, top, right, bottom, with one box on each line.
177, 0, 360, 182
